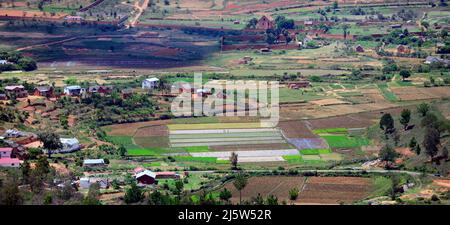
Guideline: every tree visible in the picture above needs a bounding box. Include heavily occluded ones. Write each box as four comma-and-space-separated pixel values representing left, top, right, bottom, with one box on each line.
423, 127, 440, 160
389, 174, 400, 200
333, 1, 339, 9
421, 113, 439, 129
35, 156, 50, 176
174, 180, 184, 197
20, 160, 31, 184
409, 137, 417, 149
233, 173, 248, 204
0, 173, 22, 205
399, 109, 411, 129
17, 57, 37, 71
399, 70, 411, 81
246, 18, 258, 29
288, 187, 299, 201
83, 183, 101, 205
230, 151, 238, 170
342, 24, 350, 40
417, 103, 429, 117
265, 195, 279, 205
124, 182, 143, 204
118, 145, 127, 157
379, 113, 395, 134
379, 145, 398, 163
38, 131, 62, 158
219, 188, 232, 204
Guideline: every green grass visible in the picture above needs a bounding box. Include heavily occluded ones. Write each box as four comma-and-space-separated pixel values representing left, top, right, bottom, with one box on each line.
321, 135, 371, 149
185, 146, 209, 153
313, 128, 348, 134
377, 83, 398, 102
142, 162, 162, 167
369, 176, 392, 198
300, 149, 332, 155
174, 156, 218, 163
283, 155, 303, 163
106, 136, 139, 149
283, 155, 325, 164
127, 148, 168, 156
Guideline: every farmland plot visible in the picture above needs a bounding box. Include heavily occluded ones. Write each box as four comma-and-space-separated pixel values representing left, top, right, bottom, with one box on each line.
169, 127, 289, 148
222, 176, 373, 204
298, 177, 373, 204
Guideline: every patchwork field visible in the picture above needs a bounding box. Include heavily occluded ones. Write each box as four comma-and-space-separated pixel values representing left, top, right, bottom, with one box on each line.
222, 176, 374, 204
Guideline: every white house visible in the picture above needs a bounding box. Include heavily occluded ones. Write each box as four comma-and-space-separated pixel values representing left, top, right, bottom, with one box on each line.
83, 159, 106, 167
142, 78, 159, 90
45, 138, 81, 154
79, 177, 109, 189
63, 86, 84, 96
60, 138, 81, 153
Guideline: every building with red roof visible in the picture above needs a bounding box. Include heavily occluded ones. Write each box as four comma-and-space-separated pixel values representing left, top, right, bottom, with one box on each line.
0, 157, 20, 167
0, 147, 13, 158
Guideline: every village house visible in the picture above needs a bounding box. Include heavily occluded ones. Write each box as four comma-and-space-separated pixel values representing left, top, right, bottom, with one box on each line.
256, 15, 274, 30
0, 93, 7, 100
5, 85, 28, 98
355, 45, 365, 52
155, 171, 180, 179
0, 157, 20, 167
79, 177, 109, 189
0, 147, 20, 168
83, 159, 106, 168
287, 81, 310, 89
63, 86, 84, 96
34, 86, 54, 98
142, 77, 160, 90
390, 24, 403, 29
121, 88, 133, 99
87, 85, 113, 95
135, 170, 157, 185
396, 45, 411, 54
0, 59, 10, 65
65, 16, 84, 22
0, 147, 13, 158
260, 47, 271, 53
45, 138, 81, 154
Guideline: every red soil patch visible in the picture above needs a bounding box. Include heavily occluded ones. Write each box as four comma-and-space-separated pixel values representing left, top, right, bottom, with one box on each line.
278, 120, 317, 138
308, 115, 374, 129
134, 125, 169, 137
433, 179, 450, 189
298, 177, 372, 204
395, 147, 415, 157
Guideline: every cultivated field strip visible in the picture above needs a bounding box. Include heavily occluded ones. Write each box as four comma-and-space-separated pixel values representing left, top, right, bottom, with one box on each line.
170, 136, 284, 143
190, 149, 299, 158
231, 156, 285, 162
171, 139, 287, 147
169, 128, 279, 134
169, 131, 281, 139
169, 127, 291, 148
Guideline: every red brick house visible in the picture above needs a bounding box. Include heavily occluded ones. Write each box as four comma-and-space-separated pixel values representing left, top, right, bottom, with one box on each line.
135, 170, 156, 185
397, 45, 411, 54
34, 86, 54, 97
88, 85, 113, 95
256, 15, 274, 30
121, 88, 133, 99
5, 85, 28, 98
287, 81, 310, 89
355, 45, 364, 52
